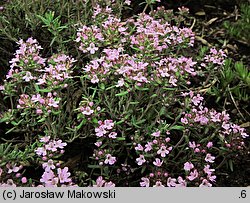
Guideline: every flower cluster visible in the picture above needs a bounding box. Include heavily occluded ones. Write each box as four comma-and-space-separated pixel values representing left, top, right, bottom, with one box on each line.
17, 92, 61, 115
133, 130, 172, 166
204, 48, 226, 66
1, 38, 45, 94
92, 176, 115, 187
0, 163, 28, 187
35, 136, 76, 187
181, 91, 249, 150
36, 54, 76, 89
92, 119, 118, 166
130, 13, 195, 54
76, 25, 104, 55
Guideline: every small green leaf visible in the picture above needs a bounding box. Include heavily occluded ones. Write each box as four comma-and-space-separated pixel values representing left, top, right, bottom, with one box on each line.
37, 117, 46, 123
115, 91, 129, 97
116, 137, 126, 141
169, 125, 185, 130
228, 159, 234, 172
88, 165, 102, 169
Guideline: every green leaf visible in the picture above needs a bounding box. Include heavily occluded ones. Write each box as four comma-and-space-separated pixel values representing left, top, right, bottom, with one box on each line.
228, 159, 234, 172
135, 86, 149, 91
99, 83, 105, 90
169, 125, 185, 130
88, 165, 102, 169
116, 137, 126, 141
92, 118, 98, 124
130, 101, 139, 105
115, 91, 129, 97
37, 117, 46, 123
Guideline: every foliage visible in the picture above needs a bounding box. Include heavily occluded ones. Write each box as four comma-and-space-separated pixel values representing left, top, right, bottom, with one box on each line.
224, 3, 250, 44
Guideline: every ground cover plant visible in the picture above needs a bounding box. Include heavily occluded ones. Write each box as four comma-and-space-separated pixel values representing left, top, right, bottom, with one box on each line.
0, 0, 249, 187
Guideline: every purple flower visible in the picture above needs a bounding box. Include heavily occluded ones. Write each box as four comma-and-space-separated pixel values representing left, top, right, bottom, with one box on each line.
6, 164, 20, 174
40, 136, 50, 143
153, 181, 165, 187
103, 120, 114, 130
104, 181, 115, 187
199, 179, 212, 187
144, 142, 153, 152
54, 140, 67, 149
151, 130, 160, 137
153, 158, 163, 167
42, 159, 56, 172
205, 153, 215, 163
57, 167, 71, 183
136, 155, 146, 165
104, 154, 116, 165
157, 145, 171, 157
167, 177, 177, 187
40, 170, 55, 183
94, 176, 105, 187
35, 147, 47, 156
108, 132, 117, 139
135, 144, 144, 151
140, 177, 150, 187
187, 169, 199, 181
184, 162, 194, 171
87, 43, 98, 54
95, 126, 107, 137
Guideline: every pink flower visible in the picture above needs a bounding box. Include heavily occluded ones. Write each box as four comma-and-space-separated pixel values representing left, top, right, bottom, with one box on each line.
205, 153, 215, 163
57, 167, 71, 183
192, 94, 203, 106
55, 140, 67, 149
124, 0, 131, 5
104, 181, 115, 187
187, 169, 199, 181
81, 106, 94, 115
144, 142, 153, 152
135, 144, 144, 151
157, 145, 171, 157
23, 71, 34, 82
35, 147, 47, 156
181, 117, 188, 124
116, 78, 125, 87
104, 154, 116, 165
45, 142, 57, 152
151, 130, 160, 137
40, 136, 50, 143
153, 181, 165, 187
206, 142, 213, 148
6, 164, 20, 174
94, 141, 102, 147
153, 158, 163, 167
0, 168, 2, 177
140, 177, 150, 187
104, 120, 114, 130
95, 126, 107, 137
189, 141, 196, 149
199, 179, 212, 187
42, 159, 56, 172
108, 132, 117, 139
136, 155, 146, 165
91, 75, 99, 83
40, 170, 55, 183
86, 43, 98, 54
184, 162, 194, 171
21, 177, 27, 184
176, 176, 187, 187
203, 165, 215, 176
167, 177, 177, 187
94, 176, 105, 187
